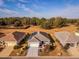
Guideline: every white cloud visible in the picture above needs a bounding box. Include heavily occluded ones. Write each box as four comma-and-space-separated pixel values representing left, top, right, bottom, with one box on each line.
17, 3, 41, 17
44, 5, 79, 18
0, 8, 21, 17
0, 8, 18, 14
19, 0, 28, 3
0, 0, 4, 6
17, 3, 33, 13
59, 5, 79, 18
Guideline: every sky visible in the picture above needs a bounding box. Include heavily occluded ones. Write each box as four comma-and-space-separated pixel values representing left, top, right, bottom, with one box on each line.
0, 0, 79, 18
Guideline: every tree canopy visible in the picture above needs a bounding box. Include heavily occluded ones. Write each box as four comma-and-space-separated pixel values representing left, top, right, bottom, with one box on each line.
0, 17, 78, 29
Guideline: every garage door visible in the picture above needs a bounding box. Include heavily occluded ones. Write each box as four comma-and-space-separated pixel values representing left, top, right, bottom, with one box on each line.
30, 42, 39, 47
6, 41, 16, 46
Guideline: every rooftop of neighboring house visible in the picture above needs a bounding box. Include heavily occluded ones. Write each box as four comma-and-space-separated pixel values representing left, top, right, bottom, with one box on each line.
0, 33, 16, 41
54, 31, 79, 46
12, 31, 26, 42
0, 31, 26, 42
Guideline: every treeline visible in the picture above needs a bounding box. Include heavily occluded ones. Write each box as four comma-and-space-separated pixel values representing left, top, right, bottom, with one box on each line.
0, 17, 79, 29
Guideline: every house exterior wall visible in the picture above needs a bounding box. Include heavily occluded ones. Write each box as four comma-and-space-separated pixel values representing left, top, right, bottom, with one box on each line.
5, 41, 16, 46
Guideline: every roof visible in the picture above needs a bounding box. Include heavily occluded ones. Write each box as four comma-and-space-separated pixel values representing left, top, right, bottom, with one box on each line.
0, 31, 26, 42
54, 31, 70, 46
0, 33, 16, 41
54, 31, 79, 46
28, 32, 50, 42
12, 31, 26, 42
28, 36, 40, 42
66, 33, 79, 43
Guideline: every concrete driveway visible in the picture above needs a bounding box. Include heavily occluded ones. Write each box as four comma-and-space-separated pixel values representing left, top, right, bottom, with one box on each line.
26, 42, 39, 57
0, 46, 14, 57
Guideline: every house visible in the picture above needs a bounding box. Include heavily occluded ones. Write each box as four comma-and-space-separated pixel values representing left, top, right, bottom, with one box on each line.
54, 31, 79, 48
0, 31, 26, 46
27, 32, 51, 57
28, 32, 50, 47
0, 31, 26, 56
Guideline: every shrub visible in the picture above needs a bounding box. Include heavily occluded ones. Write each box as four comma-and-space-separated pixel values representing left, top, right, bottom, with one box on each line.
14, 45, 22, 49
41, 21, 52, 29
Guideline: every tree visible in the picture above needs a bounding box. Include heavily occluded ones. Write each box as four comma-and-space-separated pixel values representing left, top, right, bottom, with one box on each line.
53, 17, 65, 27
14, 20, 22, 27
20, 17, 31, 26
31, 17, 40, 26
41, 21, 52, 29
0, 18, 6, 26
48, 17, 55, 26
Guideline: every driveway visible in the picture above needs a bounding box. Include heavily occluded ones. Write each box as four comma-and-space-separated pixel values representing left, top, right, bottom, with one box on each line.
0, 46, 14, 57
67, 47, 79, 56
26, 42, 39, 57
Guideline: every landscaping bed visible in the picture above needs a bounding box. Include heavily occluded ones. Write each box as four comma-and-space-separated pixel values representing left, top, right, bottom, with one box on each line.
9, 43, 28, 56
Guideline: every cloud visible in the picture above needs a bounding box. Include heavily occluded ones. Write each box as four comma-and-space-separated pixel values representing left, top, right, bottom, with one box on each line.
1, 0, 79, 18
0, 8, 18, 14
17, 3, 33, 13
0, 8, 20, 17
0, 0, 4, 6
44, 5, 79, 18
18, 0, 29, 3
59, 5, 79, 18
33, 4, 44, 10
7, 0, 12, 1
17, 3, 41, 17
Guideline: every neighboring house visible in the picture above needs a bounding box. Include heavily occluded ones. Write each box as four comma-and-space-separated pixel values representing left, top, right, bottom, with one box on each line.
28, 32, 50, 47
54, 31, 79, 48
0, 31, 26, 46
0, 31, 26, 56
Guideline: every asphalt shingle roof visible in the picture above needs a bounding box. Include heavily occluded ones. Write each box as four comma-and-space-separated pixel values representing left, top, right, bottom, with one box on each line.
0, 31, 26, 42
28, 32, 50, 42
55, 31, 79, 46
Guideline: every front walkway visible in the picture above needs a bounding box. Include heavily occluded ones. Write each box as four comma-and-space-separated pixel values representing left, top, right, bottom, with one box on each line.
0, 46, 13, 57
